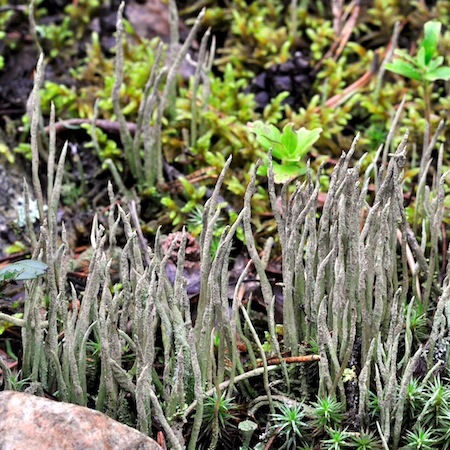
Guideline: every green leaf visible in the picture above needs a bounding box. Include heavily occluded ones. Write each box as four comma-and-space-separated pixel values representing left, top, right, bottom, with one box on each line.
295, 127, 322, 156
385, 61, 422, 81
416, 47, 426, 69
0, 260, 48, 282
251, 122, 321, 182
273, 161, 306, 184
204, 150, 225, 168
424, 66, 450, 81
196, 185, 207, 198
178, 177, 195, 197
427, 56, 444, 71
280, 123, 298, 157
248, 121, 286, 159
248, 121, 281, 148
5, 241, 27, 255
393, 49, 417, 65
422, 21, 441, 65
270, 141, 288, 160
160, 197, 177, 209
0, 313, 23, 336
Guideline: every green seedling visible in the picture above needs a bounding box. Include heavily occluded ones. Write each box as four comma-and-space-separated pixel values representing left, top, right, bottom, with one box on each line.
0, 260, 48, 304
269, 402, 307, 449
310, 395, 345, 433
322, 427, 351, 450
202, 391, 238, 438
385, 21, 450, 83
0, 260, 44, 335
385, 21, 450, 124
0, 259, 48, 284
248, 120, 322, 183
404, 425, 437, 450
350, 429, 382, 450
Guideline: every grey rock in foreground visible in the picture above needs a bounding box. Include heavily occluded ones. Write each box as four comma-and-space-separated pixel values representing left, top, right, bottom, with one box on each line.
0, 391, 163, 450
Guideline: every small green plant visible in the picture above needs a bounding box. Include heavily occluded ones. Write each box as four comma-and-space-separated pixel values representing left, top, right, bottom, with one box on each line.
385, 21, 450, 83
214, 1, 291, 73
404, 425, 437, 450
247, 120, 322, 183
0, 259, 48, 306
160, 177, 208, 229
367, 390, 380, 419
351, 429, 382, 450
418, 377, 450, 428
0, 259, 48, 285
297, 445, 314, 450
269, 402, 308, 450
385, 21, 450, 124
64, 0, 100, 38
310, 395, 345, 433
36, 17, 75, 60
434, 406, 450, 449
406, 378, 424, 418
202, 391, 238, 438
8, 371, 33, 392
82, 124, 123, 162
322, 426, 351, 450
407, 302, 429, 343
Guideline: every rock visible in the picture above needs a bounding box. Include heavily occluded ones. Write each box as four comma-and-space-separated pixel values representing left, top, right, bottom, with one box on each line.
0, 390, 163, 450
246, 51, 315, 113
126, 0, 189, 42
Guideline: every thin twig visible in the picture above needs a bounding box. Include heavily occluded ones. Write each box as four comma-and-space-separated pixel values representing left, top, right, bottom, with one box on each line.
43, 119, 138, 136
184, 364, 282, 418
259, 355, 320, 367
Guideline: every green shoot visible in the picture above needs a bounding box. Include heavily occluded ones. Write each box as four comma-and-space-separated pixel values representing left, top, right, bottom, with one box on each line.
269, 402, 307, 449
0, 260, 48, 283
247, 120, 322, 183
385, 21, 450, 125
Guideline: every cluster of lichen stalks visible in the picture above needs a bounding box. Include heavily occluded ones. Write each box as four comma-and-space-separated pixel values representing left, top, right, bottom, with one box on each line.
1, 2, 450, 450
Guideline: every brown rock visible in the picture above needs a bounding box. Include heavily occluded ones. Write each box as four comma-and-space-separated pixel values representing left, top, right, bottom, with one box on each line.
0, 391, 163, 450
126, 0, 189, 42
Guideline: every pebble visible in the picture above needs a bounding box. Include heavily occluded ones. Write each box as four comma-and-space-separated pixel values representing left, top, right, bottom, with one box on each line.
0, 391, 162, 450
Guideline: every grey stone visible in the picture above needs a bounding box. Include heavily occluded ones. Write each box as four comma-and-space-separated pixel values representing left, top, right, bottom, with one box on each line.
0, 390, 163, 450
